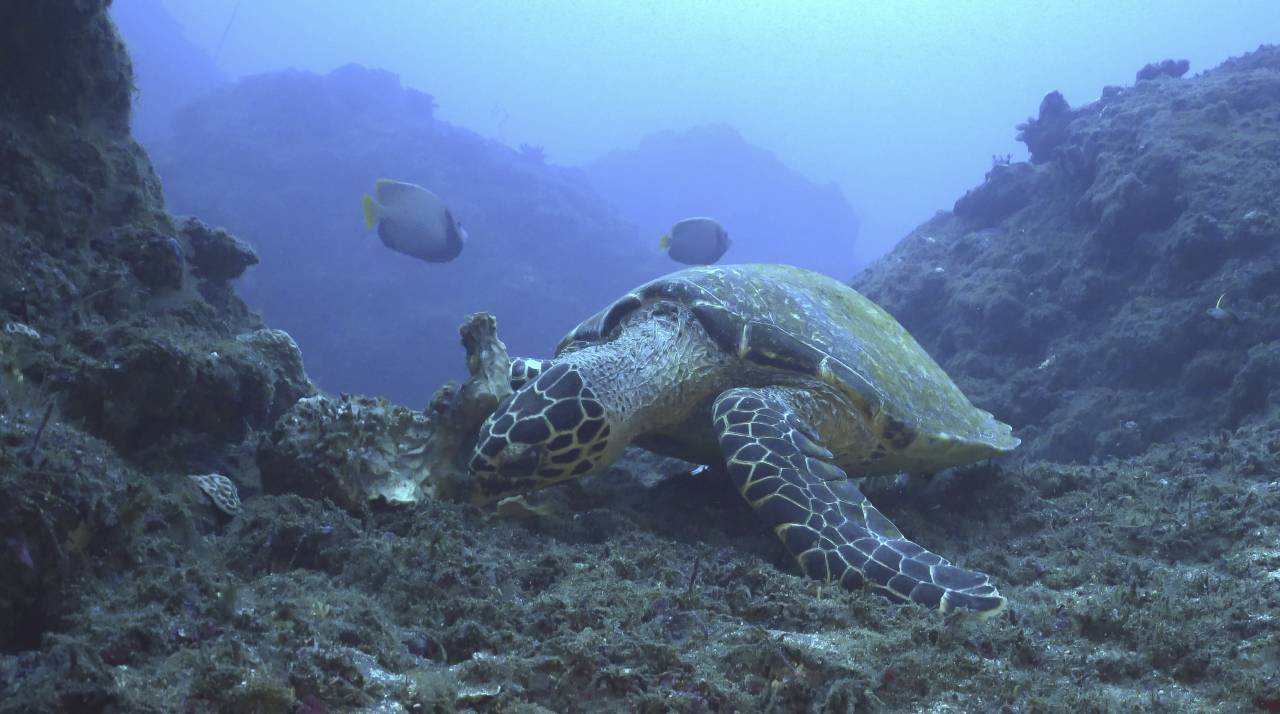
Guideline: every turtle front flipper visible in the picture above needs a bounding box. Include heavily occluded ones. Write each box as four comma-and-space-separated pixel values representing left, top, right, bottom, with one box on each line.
711, 387, 1006, 617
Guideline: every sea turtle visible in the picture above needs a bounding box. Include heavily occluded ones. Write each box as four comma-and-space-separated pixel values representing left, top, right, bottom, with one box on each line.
469, 264, 1019, 616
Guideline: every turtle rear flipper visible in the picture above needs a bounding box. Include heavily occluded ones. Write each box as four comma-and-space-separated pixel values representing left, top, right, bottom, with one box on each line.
711, 387, 1006, 617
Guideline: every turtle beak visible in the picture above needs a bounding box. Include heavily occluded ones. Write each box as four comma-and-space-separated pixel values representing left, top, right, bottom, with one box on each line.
466, 443, 541, 505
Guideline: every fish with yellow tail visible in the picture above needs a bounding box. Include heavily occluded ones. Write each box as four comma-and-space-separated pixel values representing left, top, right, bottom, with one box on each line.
361, 179, 466, 263
659, 217, 730, 265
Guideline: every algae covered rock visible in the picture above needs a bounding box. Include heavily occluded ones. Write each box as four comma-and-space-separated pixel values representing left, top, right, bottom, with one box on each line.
181, 217, 259, 282
855, 47, 1280, 461
1136, 58, 1191, 82
61, 327, 313, 455
0, 0, 132, 132
953, 161, 1038, 227
111, 226, 185, 290
1015, 90, 1073, 164
0, 413, 142, 651
257, 312, 512, 511
258, 393, 434, 511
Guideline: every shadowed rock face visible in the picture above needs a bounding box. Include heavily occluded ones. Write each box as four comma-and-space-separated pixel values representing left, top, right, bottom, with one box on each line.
0, 0, 132, 133
0, 0, 310, 655
854, 48, 1280, 462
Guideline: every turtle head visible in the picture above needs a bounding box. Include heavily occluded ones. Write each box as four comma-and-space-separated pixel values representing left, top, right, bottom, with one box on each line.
469, 361, 615, 502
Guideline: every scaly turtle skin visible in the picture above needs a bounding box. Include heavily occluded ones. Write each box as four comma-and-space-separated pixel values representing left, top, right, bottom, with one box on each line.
470, 264, 1019, 616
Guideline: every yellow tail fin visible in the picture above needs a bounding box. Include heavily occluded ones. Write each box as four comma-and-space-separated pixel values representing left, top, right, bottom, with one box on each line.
658, 234, 671, 250
361, 193, 379, 228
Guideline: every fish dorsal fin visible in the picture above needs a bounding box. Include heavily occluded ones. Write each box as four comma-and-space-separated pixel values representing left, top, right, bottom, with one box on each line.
374, 179, 443, 213
374, 179, 423, 202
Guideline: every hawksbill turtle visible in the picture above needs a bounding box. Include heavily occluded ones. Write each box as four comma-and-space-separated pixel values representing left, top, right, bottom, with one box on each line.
468, 264, 1019, 616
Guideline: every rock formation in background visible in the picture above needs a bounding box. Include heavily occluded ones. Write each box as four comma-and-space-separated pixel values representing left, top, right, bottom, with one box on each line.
154, 64, 667, 405
854, 50, 1280, 461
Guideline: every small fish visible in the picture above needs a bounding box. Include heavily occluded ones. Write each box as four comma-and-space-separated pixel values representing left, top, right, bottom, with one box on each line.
361, 179, 466, 263
1206, 293, 1239, 323
659, 217, 730, 265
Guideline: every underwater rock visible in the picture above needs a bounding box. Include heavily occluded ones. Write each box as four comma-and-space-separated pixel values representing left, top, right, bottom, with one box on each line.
427, 312, 514, 501
1016, 91, 1074, 164
1136, 59, 1191, 82
0, 637, 122, 709
953, 161, 1036, 227
1080, 170, 1183, 244
258, 312, 512, 511
1226, 340, 1280, 424
181, 217, 259, 282
856, 45, 1280, 462
453, 312, 513, 436
189, 473, 242, 516
0, 0, 133, 133
61, 327, 312, 455
111, 226, 184, 291
258, 393, 434, 511
229, 328, 314, 422
0, 415, 140, 652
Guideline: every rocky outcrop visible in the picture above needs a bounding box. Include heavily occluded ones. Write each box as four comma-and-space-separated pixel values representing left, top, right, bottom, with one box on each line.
258, 312, 513, 512
0, 0, 310, 654
854, 50, 1280, 462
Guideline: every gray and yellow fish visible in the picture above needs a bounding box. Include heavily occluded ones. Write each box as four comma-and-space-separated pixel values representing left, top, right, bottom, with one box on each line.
659, 217, 730, 265
362, 179, 466, 263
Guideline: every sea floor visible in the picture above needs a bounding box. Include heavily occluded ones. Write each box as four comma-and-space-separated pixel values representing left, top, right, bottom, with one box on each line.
3, 414, 1276, 712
